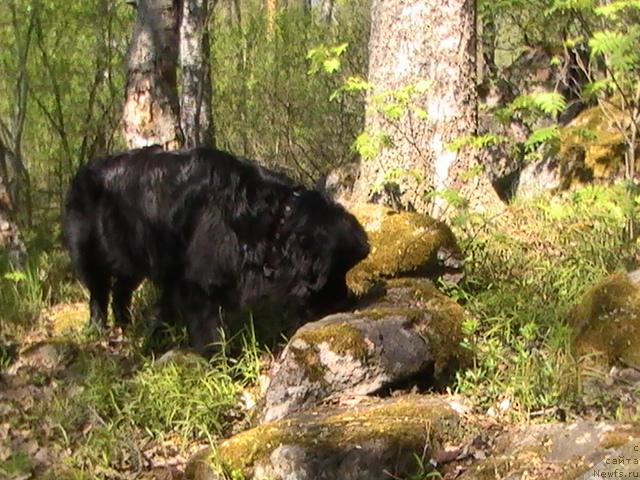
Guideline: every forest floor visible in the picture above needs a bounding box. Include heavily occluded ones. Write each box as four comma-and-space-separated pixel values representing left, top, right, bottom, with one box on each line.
2, 185, 640, 479
0, 301, 264, 479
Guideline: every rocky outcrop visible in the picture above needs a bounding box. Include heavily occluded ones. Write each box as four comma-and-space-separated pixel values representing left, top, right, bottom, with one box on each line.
186, 395, 471, 480
184, 203, 472, 479
347, 204, 464, 295
261, 278, 469, 421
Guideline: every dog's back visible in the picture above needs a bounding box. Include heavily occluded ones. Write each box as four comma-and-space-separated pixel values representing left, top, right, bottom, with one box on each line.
63, 147, 299, 284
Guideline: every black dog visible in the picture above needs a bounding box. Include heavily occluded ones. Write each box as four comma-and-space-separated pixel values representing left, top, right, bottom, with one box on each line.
62, 147, 369, 353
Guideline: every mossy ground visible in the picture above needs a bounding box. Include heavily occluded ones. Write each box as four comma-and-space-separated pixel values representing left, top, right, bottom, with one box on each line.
0, 253, 263, 479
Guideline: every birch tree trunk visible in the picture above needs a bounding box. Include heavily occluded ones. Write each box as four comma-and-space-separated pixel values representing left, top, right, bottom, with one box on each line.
180, 0, 214, 148
352, 0, 500, 217
123, 0, 183, 149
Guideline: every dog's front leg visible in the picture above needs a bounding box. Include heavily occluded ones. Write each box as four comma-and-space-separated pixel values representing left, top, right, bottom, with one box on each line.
178, 283, 225, 357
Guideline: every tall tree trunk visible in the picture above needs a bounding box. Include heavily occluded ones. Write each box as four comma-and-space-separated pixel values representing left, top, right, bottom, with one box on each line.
180, 0, 214, 148
353, 0, 499, 216
123, 0, 183, 149
0, 142, 25, 267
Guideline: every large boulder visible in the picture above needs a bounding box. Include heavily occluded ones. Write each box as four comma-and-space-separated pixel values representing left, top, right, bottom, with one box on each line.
569, 272, 640, 368
261, 278, 468, 421
346, 204, 464, 295
186, 395, 471, 480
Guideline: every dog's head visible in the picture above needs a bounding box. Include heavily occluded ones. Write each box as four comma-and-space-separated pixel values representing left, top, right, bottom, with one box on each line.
282, 190, 369, 316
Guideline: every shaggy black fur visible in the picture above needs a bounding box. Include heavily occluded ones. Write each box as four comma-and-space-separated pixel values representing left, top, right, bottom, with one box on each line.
62, 147, 369, 353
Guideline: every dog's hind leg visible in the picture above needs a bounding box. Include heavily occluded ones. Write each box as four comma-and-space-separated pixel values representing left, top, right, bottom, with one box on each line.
112, 275, 142, 328
69, 236, 111, 331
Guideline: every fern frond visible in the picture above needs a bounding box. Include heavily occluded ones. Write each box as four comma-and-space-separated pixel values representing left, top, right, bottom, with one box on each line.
525, 125, 560, 150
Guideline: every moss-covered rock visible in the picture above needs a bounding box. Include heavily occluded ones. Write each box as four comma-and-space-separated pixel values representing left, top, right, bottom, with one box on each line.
556, 103, 628, 187
569, 273, 640, 368
346, 204, 463, 295
186, 395, 471, 480
261, 278, 468, 421
518, 104, 633, 199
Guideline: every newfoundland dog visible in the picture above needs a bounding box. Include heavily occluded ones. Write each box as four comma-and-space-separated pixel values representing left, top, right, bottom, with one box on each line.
62, 147, 369, 353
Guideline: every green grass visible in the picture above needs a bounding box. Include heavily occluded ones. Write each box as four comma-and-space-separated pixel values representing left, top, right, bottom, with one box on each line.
448, 184, 638, 418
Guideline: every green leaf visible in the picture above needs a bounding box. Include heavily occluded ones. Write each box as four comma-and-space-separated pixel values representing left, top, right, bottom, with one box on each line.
524, 125, 560, 149
509, 92, 566, 116
595, 0, 640, 17
3, 271, 27, 283
583, 79, 615, 98
589, 29, 639, 73
414, 107, 428, 119
352, 131, 380, 160
342, 76, 370, 92
331, 42, 349, 56
380, 102, 403, 119
323, 57, 341, 73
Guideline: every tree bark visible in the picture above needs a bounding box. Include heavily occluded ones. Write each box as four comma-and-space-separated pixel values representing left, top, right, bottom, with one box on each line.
123, 0, 183, 149
353, 0, 499, 216
179, 0, 214, 148
0, 142, 25, 267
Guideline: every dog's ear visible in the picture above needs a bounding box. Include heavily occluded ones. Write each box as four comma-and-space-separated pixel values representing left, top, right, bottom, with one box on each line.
183, 209, 240, 294
285, 231, 331, 299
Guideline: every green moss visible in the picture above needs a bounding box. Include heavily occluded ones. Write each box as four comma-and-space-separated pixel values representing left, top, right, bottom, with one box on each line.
555, 104, 627, 189
41, 302, 89, 335
289, 342, 328, 384
288, 322, 369, 383
296, 322, 369, 361
571, 274, 640, 367
346, 204, 459, 295
354, 307, 423, 322
209, 396, 464, 474
600, 426, 640, 450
